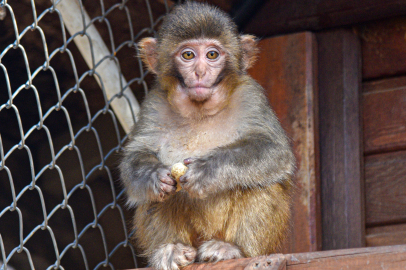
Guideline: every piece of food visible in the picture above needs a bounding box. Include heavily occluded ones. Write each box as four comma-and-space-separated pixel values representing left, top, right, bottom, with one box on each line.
171, 162, 188, 192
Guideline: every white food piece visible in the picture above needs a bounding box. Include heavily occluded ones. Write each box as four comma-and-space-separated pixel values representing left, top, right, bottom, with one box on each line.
171, 163, 188, 192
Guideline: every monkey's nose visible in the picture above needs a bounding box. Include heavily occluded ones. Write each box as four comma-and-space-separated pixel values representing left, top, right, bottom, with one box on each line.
195, 70, 206, 80
195, 63, 206, 79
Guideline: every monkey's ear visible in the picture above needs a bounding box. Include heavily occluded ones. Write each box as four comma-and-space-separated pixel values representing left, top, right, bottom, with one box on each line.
138, 37, 158, 74
241, 35, 259, 71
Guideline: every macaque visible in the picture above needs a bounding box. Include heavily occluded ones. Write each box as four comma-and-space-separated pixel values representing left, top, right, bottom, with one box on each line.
119, 2, 295, 270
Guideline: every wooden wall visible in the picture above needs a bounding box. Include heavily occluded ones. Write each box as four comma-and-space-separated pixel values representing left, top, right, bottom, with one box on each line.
314, 19, 406, 249
359, 18, 406, 247
254, 18, 406, 250
248, 16, 406, 251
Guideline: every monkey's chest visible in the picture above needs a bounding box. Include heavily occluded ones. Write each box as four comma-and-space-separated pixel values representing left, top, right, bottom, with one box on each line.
158, 129, 238, 165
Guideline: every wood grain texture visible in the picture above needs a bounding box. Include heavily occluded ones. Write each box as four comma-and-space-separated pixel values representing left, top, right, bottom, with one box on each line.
365, 151, 406, 226
366, 223, 406, 247
286, 245, 406, 269
241, 0, 406, 37
317, 29, 365, 249
359, 18, 406, 80
133, 245, 406, 270
249, 32, 321, 253
363, 76, 406, 154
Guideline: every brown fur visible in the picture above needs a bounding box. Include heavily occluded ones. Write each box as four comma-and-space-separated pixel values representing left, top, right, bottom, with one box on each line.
135, 182, 292, 258
120, 2, 295, 270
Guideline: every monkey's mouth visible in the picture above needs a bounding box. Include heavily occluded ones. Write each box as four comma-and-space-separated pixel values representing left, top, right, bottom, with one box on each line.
188, 86, 213, 102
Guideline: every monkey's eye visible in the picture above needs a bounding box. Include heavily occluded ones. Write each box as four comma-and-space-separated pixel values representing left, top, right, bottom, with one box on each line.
182, 51, 195, 60
206, 51, 219, 59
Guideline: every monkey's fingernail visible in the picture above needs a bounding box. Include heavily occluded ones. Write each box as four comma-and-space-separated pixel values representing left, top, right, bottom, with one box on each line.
183, 158, 194, 165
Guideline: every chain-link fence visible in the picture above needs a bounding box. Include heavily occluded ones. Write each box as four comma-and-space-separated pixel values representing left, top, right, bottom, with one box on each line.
0, 0, 171, 269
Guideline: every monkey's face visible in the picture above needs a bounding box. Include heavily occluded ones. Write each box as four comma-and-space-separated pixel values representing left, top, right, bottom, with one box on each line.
138, 32, 256, 118
173, 39, 227, 103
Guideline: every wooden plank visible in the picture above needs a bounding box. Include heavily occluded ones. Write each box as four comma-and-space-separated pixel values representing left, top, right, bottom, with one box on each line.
363, 76, 406, 154
366, 223, 406, 247
249, 32, 321, 253
365, 151, 406, 226
133, 244, 406, 269
239, 0, 406, 37
286, 245, 406, 269
317, 30, 365, 249
358, 18, 406, 80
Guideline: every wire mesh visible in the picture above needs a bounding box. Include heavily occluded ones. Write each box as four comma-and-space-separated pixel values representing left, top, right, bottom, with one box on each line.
0, 0, 170, 269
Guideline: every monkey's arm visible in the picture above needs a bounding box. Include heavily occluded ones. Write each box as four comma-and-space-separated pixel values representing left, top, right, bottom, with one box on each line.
119, 91, 177, 205
120, 145, 177, 205
180, 130, 294, 198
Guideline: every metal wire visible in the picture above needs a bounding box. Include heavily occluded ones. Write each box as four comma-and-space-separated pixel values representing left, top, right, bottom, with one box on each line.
0, 0, 169, 269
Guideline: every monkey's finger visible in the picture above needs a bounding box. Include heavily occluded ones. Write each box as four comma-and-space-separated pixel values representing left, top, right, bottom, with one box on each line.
160, 182, 177, 194
179, 175, 188, 184
183, 157, 196, 165
184, 250, 197, 261
160, 176, 177, 186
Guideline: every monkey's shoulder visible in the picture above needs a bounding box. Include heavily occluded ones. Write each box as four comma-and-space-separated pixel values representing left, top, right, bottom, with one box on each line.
125, 89, 169, 150
232, 79, 282, 129
131, 89, 169, 127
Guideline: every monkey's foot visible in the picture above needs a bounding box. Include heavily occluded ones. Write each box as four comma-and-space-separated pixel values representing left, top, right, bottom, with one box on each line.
150, 243, 197, 270
197, 239, 243, 263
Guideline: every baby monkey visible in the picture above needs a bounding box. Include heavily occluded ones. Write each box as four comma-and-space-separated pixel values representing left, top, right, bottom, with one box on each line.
119, 2, 295, 270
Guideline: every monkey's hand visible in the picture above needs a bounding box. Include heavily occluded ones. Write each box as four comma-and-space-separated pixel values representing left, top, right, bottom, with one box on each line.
152, 167, 178, 202
120, 148, 179, 204
179, 158, 214, 199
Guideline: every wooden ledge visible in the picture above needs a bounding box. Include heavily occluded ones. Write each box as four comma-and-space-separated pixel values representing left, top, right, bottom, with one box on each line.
131, 244, 406, 269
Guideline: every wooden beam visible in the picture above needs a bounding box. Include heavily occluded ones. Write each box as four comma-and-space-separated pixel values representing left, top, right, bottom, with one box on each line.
249, 32, 321, 253
286, 245, 406, 269
317, 30, 364, 249
366, 223, 406, 247
132, 244, 406, 269
241, 0, 406, 37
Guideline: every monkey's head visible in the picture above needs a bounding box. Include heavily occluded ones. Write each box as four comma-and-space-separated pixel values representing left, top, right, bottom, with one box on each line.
138, 2, 258, 117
